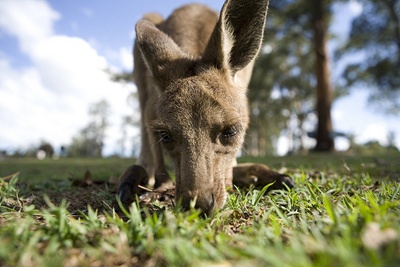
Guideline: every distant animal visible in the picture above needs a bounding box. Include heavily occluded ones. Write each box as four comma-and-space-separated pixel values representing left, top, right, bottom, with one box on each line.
118, 0, 294, 216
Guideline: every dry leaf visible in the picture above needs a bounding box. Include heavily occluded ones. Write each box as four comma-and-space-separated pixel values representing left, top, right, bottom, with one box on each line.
362, 222, 398, 250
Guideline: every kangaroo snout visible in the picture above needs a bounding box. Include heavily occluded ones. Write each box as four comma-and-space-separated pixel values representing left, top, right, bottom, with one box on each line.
181, 191, 215, 216
195, 193, 215, 216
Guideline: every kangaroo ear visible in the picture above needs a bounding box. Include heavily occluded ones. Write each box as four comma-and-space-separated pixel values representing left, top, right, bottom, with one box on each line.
135, 19, 192, 89
202, 0, 269, 75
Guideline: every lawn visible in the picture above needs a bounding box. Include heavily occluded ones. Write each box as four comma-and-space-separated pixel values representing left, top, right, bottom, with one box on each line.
0, 153, 399, 266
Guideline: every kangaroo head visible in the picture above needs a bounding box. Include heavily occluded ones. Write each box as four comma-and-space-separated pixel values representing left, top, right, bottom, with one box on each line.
136, 0, 269, 215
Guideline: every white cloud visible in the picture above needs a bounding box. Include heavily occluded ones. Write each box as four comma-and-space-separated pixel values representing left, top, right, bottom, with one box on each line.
0, 0, 60, 53
355, 123, 389, 146
334, 90, 400, 149
103, 46, 133, 71
0, 0, 136, 155
332, 109, 344, 122
31, 35, 109, 97
0, 59, 63, 147
349, 0, 363, 16
277, 136, 289, 156
119, 47, 133, 70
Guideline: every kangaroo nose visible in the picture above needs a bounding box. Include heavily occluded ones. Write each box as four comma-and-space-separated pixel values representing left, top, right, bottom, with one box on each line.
195, 193, 215, 217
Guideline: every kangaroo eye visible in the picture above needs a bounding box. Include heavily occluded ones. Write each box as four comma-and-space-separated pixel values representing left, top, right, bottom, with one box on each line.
156, 130, 174, 143
221, 126, 238, 140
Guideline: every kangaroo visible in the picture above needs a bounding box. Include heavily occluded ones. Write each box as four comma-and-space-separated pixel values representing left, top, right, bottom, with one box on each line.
118, 0, 294, 216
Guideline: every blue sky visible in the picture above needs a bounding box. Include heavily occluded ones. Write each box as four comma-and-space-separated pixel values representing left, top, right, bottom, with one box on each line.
0, 0, 398, 156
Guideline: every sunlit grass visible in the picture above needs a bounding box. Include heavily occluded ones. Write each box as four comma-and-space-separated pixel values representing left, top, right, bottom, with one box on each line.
0, 154, 399, 266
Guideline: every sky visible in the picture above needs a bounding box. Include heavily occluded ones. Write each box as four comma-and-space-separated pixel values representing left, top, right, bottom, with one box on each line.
0, 0, 399, 157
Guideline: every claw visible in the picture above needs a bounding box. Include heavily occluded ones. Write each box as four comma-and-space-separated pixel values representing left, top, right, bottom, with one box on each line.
281, 175, 295, 189
117, 184, 135, 205
117, 165, 149, 206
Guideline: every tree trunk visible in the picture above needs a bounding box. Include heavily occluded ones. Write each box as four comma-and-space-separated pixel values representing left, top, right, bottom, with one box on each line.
312, 0, 334, 151
384, 0, 400, 63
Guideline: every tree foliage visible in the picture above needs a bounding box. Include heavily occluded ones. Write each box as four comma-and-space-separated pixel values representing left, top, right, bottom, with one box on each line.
337, 0, 400, 114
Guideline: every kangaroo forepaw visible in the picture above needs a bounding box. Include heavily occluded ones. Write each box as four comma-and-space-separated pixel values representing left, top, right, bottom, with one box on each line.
117, 165, 149, 206
267, 173, 295, 190
283, 175, 295, 189
233, 163, 295, 191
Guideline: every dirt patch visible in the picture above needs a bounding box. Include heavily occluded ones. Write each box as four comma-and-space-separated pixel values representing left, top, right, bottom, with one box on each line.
16, 177, 176, 217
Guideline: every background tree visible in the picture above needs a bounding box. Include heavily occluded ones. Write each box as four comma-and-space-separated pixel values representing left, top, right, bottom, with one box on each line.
246, 0, 336, 155
110, 68, 141, 156
337, 0, 400, 114
37, 142, 55, 158
68, 100, 110, 157
312, 0, 335, 151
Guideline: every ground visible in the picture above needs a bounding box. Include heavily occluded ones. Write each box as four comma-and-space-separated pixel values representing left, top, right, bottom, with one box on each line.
0, 153, 399, 266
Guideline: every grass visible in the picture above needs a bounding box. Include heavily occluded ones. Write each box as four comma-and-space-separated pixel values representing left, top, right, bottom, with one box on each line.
0, 153, 400, 266
0, 157, 134, 183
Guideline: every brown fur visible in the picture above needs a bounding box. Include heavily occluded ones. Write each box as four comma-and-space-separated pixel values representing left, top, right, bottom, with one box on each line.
118, 0, 294, 215
232, 163, 294, 190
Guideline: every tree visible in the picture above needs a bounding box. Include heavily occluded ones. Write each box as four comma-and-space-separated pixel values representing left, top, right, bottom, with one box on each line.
312, 0, 335, 151
337, 0, 400, 114
246, 0, 336, 154
37, 142, 55, 158
117, 115, 138, 157
68, 100, 110, 157
246, 19, 316, 155
109, 68, 141, 156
